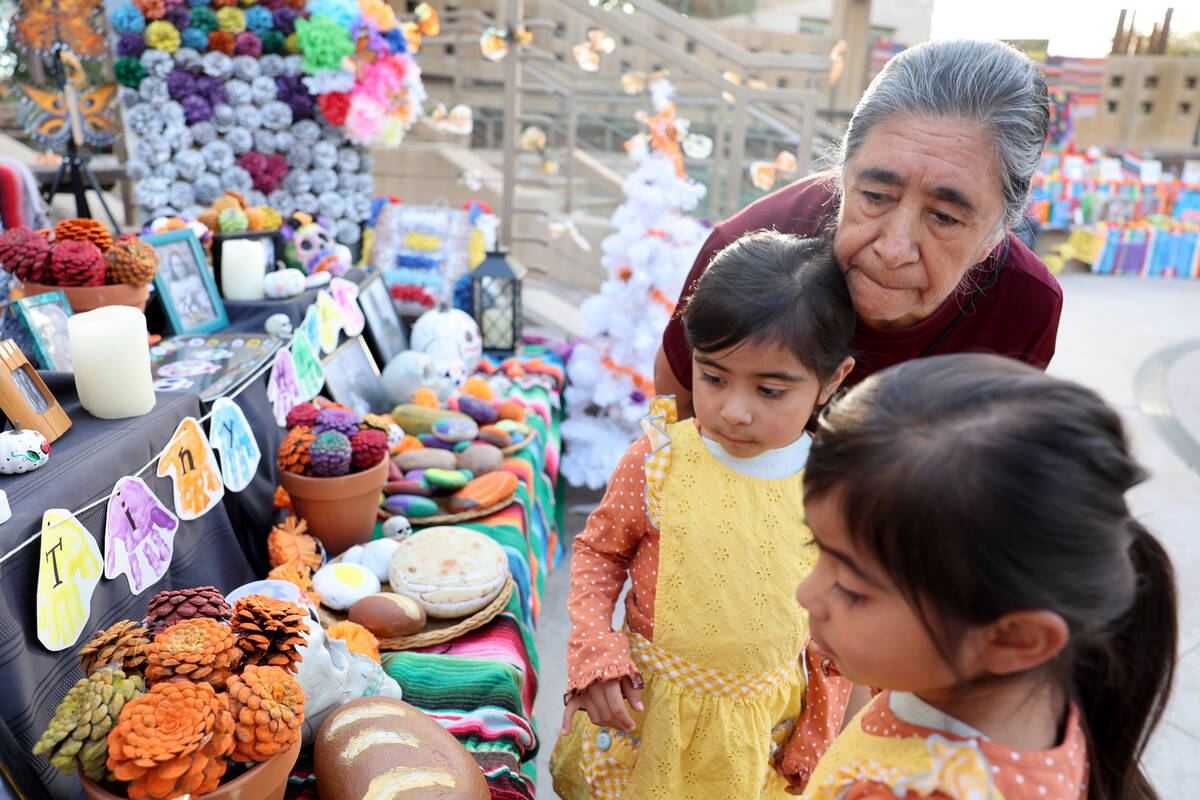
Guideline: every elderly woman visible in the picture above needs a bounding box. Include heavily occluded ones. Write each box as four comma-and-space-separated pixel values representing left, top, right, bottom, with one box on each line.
656, 39, 1062, 418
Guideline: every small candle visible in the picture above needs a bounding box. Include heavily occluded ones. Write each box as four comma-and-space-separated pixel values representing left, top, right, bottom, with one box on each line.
221, 239, 267, 301
481, 307, 514, 350
68, 306, 156, 419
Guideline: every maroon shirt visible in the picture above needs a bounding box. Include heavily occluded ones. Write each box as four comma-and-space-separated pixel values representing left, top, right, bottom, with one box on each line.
662, 172, 1064, 391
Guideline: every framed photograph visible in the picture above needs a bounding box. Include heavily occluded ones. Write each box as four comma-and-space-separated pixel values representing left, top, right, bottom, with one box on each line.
211, 231, 285, 295
0, 338, 71, 442
12, 292, 73, 371
357, 271, 408, 366
143, 229, 229, 336
321, 337, 390, 417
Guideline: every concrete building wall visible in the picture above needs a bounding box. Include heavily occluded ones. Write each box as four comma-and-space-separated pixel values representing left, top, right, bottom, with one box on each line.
718, 0, 932, 46
1073, 55, 1200, 150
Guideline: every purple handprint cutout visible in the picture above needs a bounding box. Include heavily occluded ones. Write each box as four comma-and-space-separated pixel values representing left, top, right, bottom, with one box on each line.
104, 477, 179, 595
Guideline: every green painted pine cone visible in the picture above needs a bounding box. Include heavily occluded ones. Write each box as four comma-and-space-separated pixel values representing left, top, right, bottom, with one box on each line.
32, 668, 144, 780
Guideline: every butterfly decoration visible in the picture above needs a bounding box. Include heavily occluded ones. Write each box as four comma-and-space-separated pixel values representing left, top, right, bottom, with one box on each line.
675, 118, 713, 160
480, 25, 533, 62
548, 218, 593, 252
18, 51, 118, 150
750, 151, 799, 191
620, 69, 669, 95
427, 102, 473, 135
519, 125, 558, 174
11, 0, 107, 60
572, 28, 615, 72
400, 2, 440, 54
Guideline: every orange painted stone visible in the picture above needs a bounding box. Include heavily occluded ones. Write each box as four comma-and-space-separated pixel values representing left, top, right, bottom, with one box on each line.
448, 470, 518, 512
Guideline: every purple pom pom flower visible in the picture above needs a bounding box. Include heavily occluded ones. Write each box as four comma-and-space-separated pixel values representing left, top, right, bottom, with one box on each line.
313, 408, 361, 437
117, 32, 147, 57
181, 94, 212, 123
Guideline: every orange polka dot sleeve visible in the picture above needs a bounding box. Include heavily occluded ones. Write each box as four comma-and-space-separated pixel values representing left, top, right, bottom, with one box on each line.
565, 435, 658, 696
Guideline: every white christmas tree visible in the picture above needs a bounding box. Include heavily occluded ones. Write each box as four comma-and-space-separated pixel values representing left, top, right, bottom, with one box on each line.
561, 81, 709, 489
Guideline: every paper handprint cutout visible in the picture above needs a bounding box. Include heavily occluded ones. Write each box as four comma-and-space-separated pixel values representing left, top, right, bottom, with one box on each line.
37, 510, 102, 651
267, 349, 303, 427
156, 417, 224, 520
209, 398, 261, 492
330, 277, 365, 337
104, 477, 178, 595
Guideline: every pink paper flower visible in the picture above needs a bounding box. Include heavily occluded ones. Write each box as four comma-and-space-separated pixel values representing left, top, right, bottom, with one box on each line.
344, 91, 385, 144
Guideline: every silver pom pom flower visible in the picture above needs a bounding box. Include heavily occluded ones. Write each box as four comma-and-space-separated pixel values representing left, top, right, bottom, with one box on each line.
200, 140, 235, 172
201, 52, 233, 80
250, 76, 278, 105
176, 150, 206, 181
225, 126, 254, 155
190, 121, 218, 145
231, 55, 261, 82
220, 166, 254, 194
260, 101, 293, 131
212, 103, 236, 133
194, 173, 222, 205
140, 50, 173, 79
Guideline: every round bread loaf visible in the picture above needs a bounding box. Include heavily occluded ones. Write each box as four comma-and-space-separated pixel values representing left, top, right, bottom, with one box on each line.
350, 592, 427, 637
388, 527, 508, 619
315, 696, 490, 800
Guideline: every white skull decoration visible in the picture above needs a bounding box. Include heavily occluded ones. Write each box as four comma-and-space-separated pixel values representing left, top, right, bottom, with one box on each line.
0, 429, 50, 474
382, 350, 437, 405
410, 307, 483, 367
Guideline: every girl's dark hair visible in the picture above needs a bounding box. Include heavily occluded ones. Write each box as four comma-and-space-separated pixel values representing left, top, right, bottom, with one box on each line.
805, 354, 1176, 800
682, 230, 855, 382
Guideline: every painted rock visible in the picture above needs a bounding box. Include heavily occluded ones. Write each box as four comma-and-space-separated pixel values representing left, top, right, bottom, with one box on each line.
476, 425, 512, 449
315, 697, 490, 800
352, 538, 403, 582
312, 562, 382, 611
304, 271, 331, 289
404, 469, 426, 482
386, 458, 404, 482
264, 268, 306, 299
0, 429, 49, 474
494, 419, 521, 434
390, 404, 473, 437
497, 400, 527, 422
382, 516, 413, 539
424, 468, 472, 491
384, 494, 439, 518
419, 433, 457, 451
453, 441, 472, 453
387, 527, 508, 618
456, 395, 499, 425
349, 592, 427, 638
395, 448, 458, 471
448, 470, 519, 512
456, 444, 503, 477
384, 480, 432, 497
431, 416, 479, 444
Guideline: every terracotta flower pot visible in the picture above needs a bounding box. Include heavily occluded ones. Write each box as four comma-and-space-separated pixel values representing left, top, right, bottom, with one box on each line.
278, 454, 388, 556
18, 280, 150, 313
79, 738, 301, 800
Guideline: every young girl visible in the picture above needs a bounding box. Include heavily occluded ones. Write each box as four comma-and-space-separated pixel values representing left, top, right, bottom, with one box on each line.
792, 354, 1177, 800
551, 230, 858, 799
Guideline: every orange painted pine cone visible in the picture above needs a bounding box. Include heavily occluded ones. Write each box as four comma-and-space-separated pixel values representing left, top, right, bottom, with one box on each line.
232, 595, 309, 673
273, 485, 293, 511
104, 234, 159, 286
106, 680, 234, 800
145, 618, 242, 689
225, 665, 305, 763
267, 516, 323, 571
53, 218, 112, 253
324, 620, 381, 663
78, 619, 151, 676
277, 426, 315, 475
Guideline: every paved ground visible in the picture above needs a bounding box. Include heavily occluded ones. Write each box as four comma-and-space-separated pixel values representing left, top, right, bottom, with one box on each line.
533, 270, 1200, 797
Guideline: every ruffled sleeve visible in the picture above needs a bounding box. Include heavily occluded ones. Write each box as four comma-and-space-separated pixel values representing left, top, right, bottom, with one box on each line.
564, 435, 654, 695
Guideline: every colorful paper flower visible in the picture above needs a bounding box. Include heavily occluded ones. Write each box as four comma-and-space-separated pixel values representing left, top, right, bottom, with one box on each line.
134, 0, 166, 19
235, 32, 261, 56
189, 6, 217, 31
201, 51, 233, 78
180, 27, 208, 50
145, 20, 182, 53
215, 6, 246, 33
162, 6, 190, 30
272, 7, 300, 35
244, 5, 273, 33
284, 32, 301, 54
317, 91, 350, 126
262, 30, 286, 54
117, 32, 148, 57
295, 14, 354, 76
167, 69, 197, 100
195, 74, 228, 104
112, 4, 147, 34
173, 46, 203, 71
141, 48, 173, 78
344, 91, 385, 145
231, 54, 261, 81
208, 30, 235, 54
359, 0, 396, 32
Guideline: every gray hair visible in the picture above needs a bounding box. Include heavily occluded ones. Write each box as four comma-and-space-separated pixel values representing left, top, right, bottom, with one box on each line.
839, 40, 1049, 229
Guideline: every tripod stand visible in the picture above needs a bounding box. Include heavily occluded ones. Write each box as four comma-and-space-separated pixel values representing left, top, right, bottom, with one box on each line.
40, 49, 121, 231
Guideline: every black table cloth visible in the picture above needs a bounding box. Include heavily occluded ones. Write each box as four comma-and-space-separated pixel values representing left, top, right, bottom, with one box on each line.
0, 374, 257, 800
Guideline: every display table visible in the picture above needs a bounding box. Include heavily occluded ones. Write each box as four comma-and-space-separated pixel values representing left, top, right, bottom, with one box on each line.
284, 353, 567, 800
0, 374, 258, 800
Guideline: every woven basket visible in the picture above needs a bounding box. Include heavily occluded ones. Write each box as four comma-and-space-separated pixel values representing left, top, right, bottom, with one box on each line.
319, 575, 514, 651
500, 432, 536, 457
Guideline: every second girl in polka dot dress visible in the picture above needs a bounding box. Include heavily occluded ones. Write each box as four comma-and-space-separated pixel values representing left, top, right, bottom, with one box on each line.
551, 231, 859, 799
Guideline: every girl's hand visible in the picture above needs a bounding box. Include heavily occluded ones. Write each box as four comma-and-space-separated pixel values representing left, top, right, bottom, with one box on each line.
561, 676, 644, 734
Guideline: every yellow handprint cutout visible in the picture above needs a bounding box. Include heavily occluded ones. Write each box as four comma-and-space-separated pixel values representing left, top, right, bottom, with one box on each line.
36, 509, 102, 651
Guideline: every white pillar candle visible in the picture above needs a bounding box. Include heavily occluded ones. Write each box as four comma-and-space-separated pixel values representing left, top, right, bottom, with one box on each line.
68, 306, 156, 419
221, 239, 267, 301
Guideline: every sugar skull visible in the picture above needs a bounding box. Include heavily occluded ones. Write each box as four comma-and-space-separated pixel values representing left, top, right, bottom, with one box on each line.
0, 429, 50, 474
280, 212, 351, 276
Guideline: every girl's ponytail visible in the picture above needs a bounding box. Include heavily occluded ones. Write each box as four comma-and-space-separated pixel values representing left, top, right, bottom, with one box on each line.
1074, 522, 1177, 800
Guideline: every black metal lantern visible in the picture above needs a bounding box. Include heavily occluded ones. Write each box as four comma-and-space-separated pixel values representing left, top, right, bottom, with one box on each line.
471, 250, 522, 355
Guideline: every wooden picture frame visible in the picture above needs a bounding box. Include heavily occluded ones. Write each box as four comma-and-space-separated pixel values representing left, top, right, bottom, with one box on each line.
321, 337, 390, 418
0, 339, 71, 442
12, 291, 74, 371
211, 231, 285, 295
143, 229, 229, 336
357, 271, 408, 367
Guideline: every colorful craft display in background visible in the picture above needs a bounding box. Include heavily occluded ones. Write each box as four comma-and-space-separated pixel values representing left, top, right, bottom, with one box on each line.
36, 510, 103, 651
104, 477, 179, 595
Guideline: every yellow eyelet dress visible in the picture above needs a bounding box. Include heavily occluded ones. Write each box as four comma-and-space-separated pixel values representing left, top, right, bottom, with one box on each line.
551, 397, 817, 799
